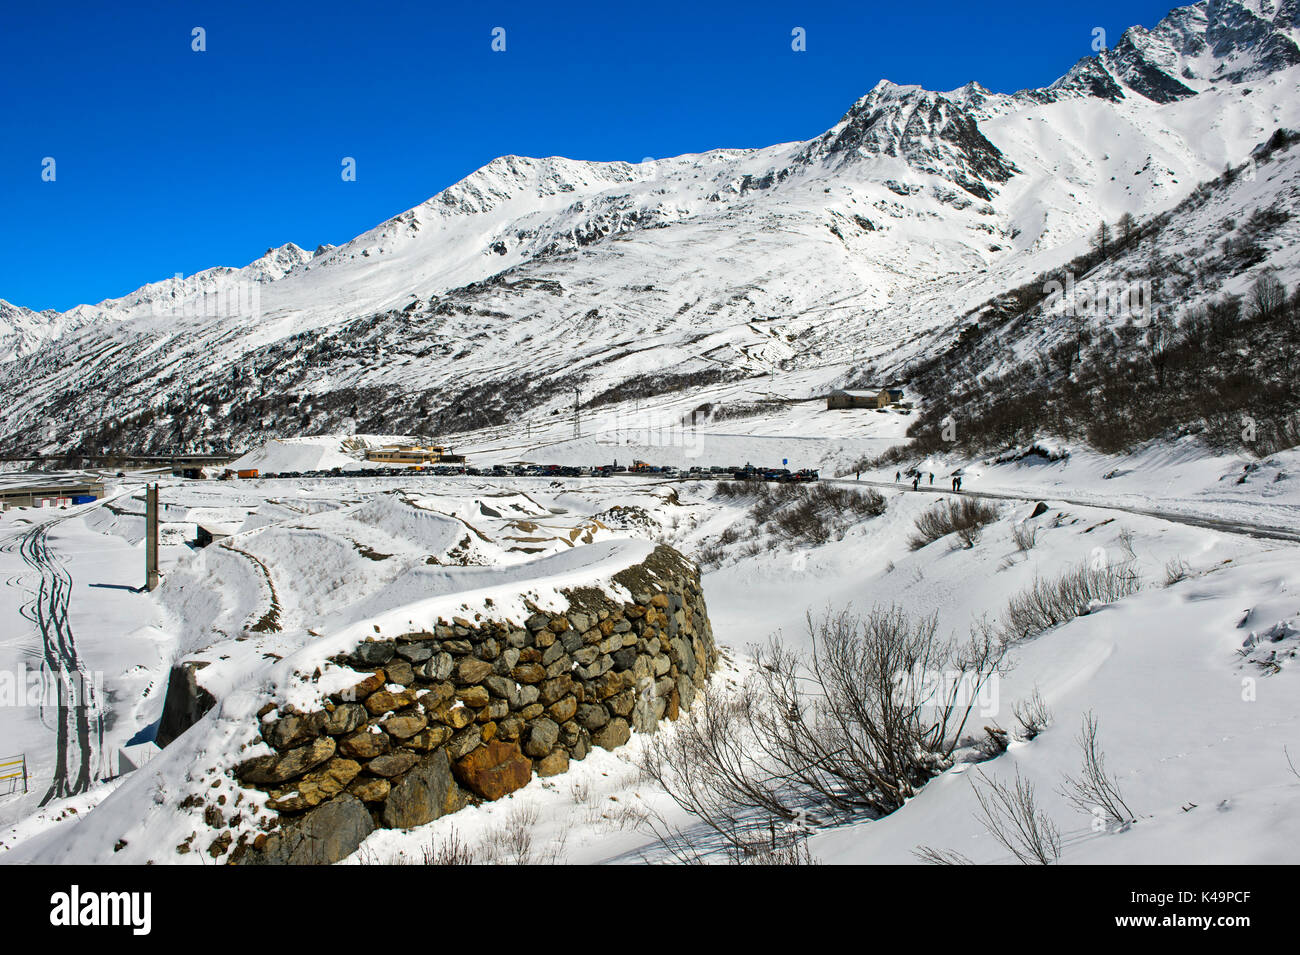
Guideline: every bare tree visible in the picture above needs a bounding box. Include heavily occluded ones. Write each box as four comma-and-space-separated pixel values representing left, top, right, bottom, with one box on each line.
1249, 271, 1287, 322
1093, 220, 1112, 257
971, 768, 1062, 864
1117, 211, 1137, 243
1143, 316, 1173, 390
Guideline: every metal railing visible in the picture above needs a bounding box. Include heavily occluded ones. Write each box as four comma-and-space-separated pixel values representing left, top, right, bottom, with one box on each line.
0, 754, 28, 796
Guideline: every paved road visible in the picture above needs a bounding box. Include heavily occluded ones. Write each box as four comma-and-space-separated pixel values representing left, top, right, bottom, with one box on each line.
0, 518, 104, 804
829, 478, 1300, 544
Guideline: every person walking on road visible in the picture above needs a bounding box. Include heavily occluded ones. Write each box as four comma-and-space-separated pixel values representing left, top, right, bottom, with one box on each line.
952, 475, 959, 492
912, 474, 921, 491
896, 471, 901, 482
929, 472, 934, 485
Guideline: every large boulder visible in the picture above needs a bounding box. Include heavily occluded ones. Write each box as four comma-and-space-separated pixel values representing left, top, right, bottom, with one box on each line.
238, 737, 336, 786
524, 717, 559, 758
243, 794, 374, 865
381, 750, 461, 829
453, 740, 533, 800
593, 717, 631, 751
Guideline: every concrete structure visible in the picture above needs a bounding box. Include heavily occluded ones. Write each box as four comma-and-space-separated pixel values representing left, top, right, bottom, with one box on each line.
195, 523, 234, 548
0, 474, 106, 510
145, 484, 159, 592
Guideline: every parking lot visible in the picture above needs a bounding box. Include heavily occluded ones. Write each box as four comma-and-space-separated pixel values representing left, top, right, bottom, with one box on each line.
244, 462, 822, 483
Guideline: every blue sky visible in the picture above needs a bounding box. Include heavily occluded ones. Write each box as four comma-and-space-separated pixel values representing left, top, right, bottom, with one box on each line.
1, 0, 1182, 311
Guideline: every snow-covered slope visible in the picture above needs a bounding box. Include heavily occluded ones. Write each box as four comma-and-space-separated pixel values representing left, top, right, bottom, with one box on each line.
2, 0, 1299, 457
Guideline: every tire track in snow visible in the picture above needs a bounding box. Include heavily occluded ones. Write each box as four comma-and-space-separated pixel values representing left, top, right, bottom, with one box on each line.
6, 518, 104, 804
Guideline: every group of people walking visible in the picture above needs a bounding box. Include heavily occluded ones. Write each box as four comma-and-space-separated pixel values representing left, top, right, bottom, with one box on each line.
892, 470, 960, 491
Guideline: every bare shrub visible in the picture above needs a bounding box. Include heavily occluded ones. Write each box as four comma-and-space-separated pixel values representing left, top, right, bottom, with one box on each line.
913, 845, 976, 865
421, 828, 476, 865
971, 768, 1061, 864
910, 498, 1000, 550
728, 483, 888, 547
1012, 522, 1038, 552
1001, 559, 1142, 642
640, 605, 1006, 859
1013, 688, 1052, 740
479, 805, 567, 865
1058, 712, 1136, 829
1164, 556, 1191, 586
694, 541, 726, 568
1117, 527, 1138, 561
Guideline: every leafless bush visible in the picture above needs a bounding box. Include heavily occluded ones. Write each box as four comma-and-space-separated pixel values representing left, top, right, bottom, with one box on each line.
421, 828, 476, 865
971, 768, 1061, 864
910, 498, 1000, 550
1012, 522, 1038, 552
640, 605, 1006, 860
1058, 712, 1135, 829
1164, 556, 1191, 586
719, 482, 887, 548
1001, 558, 1142, 642
1117, 527, 1138, 561
694, 541, 726, 568
725, 823, 818, 865
912, 845, 975, 865
1013, 688, 1052, 740
478, 805, 567, 865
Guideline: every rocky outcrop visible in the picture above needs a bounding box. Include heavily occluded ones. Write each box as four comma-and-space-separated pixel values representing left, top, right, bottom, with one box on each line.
225, 544, 716, 864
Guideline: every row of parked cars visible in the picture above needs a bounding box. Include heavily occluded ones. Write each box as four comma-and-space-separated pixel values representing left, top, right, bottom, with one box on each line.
253, 463, 820, 483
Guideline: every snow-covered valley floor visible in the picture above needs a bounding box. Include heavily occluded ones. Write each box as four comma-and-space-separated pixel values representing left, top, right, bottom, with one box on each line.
2, 415, 1300, 865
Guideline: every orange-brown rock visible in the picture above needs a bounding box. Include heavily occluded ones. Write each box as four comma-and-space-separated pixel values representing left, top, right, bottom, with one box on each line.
452, 740, 533, 800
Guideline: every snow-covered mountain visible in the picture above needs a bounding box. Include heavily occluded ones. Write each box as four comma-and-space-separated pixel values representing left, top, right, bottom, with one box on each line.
3, 0, 1299, 454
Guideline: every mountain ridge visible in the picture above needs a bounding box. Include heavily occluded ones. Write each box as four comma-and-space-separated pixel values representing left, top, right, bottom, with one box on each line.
2, 0, 1298, 456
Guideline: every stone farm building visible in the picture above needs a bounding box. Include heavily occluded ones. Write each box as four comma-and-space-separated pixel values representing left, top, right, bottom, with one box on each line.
826, 387, 904, 410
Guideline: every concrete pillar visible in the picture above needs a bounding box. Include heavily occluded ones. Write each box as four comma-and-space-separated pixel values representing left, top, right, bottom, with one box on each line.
145, 484, 159, 592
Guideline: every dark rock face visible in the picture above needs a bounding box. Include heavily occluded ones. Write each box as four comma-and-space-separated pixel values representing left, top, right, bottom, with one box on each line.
1046, 0, 1300, 104
381, 751, 460, 829
219, 543, 718, 864
795, 86, 1018, 201
242, 795, 374, 866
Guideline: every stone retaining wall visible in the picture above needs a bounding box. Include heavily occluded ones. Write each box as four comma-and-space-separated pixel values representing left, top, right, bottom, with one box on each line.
228, 544, 715, 864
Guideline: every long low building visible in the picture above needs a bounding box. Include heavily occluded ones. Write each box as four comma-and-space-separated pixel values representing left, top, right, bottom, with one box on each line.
0, 474, 106, 509
365, 445, 467, 466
